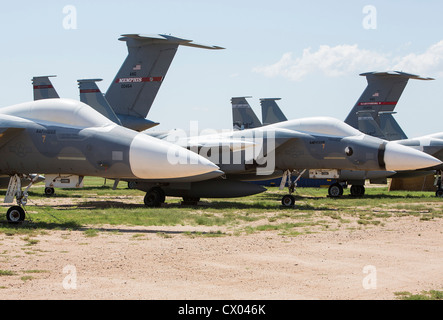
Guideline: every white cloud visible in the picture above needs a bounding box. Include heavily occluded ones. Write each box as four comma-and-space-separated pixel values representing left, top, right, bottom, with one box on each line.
253, 41, 443, 81
392, 40, 443, 75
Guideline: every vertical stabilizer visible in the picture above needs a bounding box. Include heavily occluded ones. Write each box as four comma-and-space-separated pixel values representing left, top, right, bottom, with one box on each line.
78, 79, 122, 125
105, 34, 223, 131
231, 96, 262, 130
378, 111, 409, 141
355, 111, 386, 138
260, 98, 287, 125
344, 71, 433, 140
32, 76, 59, 100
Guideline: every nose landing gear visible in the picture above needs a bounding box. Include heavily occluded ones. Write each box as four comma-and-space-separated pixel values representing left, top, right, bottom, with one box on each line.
4, 174, 38, 223
279, 169, 306, 207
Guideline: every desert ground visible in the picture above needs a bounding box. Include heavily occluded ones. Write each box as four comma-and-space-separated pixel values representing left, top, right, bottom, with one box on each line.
1, 186, 442, 301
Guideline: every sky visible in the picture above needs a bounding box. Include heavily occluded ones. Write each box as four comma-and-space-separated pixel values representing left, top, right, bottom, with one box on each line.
1, 0, 442, 138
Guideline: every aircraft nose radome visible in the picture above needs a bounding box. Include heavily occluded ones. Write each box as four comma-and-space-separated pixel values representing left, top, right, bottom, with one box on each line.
129, 133, 220, 179
384, 142, 442, 171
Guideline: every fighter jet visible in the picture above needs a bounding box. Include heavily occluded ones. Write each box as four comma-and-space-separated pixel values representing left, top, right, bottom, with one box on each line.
232, 96, 400, 196
0, 97, 221, 222
252, 71, 443, 197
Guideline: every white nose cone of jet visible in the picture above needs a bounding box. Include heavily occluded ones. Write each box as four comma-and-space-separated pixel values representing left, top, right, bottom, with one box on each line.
384, 142, 442, 171
129, 133, 220, 179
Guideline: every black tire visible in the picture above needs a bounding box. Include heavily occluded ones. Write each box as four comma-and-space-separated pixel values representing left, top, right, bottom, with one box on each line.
281, 194, 295, 207
350, 185, 365, 197
328, 183, 343, 198
44, 187, 55, 196
436, 189, 443, 198
127, 181, 137, 189
143, 188, 165, 207
6, 206, 25, 223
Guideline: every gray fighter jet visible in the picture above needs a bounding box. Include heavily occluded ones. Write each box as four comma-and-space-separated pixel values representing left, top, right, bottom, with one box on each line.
252, 71, 443, 197
0, 97, 221, 222
232, 96, 399, 197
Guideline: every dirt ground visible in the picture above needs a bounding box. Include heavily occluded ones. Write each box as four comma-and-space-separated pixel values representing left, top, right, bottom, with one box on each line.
1, 210, 443, 300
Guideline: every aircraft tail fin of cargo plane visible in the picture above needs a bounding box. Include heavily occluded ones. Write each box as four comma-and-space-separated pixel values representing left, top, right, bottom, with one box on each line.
32, 76, 60, 101
344, 71, 434, 141
105, 34, 224, 131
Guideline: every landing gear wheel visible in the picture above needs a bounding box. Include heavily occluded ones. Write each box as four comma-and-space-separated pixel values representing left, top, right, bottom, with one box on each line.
44, 187, 55, 196
281, 194, 295, 207
144, 187, 165, 207
6, 206, 25, 223
127, 181, 137, 189
350, 185, 365, 197
436, 189, 443, 198
328, 183, 343, 198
